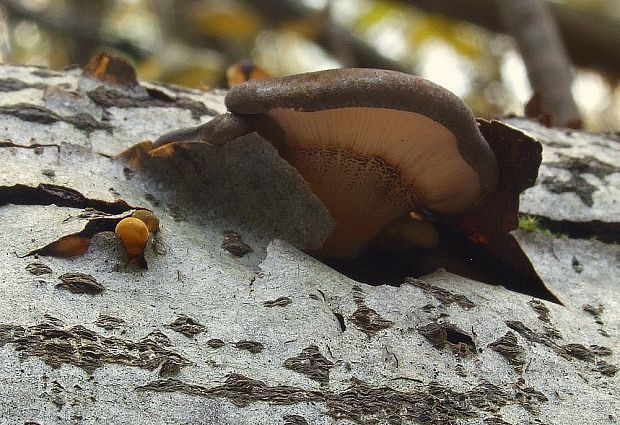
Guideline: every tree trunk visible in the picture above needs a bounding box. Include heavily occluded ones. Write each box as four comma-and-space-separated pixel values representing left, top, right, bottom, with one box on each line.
0, 64, 618, 424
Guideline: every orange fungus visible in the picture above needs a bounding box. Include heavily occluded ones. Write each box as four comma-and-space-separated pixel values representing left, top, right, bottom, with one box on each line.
115, 217, 149, 259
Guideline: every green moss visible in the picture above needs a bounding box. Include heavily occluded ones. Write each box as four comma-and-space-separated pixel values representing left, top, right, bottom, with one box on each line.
518, 214, 567, 239
518, 215, 541, 232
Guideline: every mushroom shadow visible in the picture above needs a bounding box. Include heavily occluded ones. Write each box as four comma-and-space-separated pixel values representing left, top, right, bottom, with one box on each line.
320, 224, 561, 304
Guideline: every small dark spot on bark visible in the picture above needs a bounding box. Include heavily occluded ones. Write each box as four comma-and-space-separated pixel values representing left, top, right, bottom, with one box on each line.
159, 358, 183, 377
122, 167, 135, 180
283, 414, 309, 425
407, 278, 475, 309
26, 261, 52, 276
0, 324, 26, 345
483, 415, 513, 425
349, 287, 392, 336
42, 314, 64, 327
588, 345, 612, 356
571, 256, 583, 273
455, 364, 467, 377
221, 230, 252, 257
421, 303, 435, 312
506, 321, 546, 344
333, 312, 346, 332
418, 323, 447, 348
41, 168, 56, 179
144, 87, 175, 102
57, 273, 104, 294
144, 192, 160, 207
45, 380, 65, 409
93, 314, 126, 330
167, 315, 206, 338
64, 112, 113, 134
235, 340, 264, 354
165, 203, 185, 221
594, 360, 619, 377
512, 379, 548, 414
489, 332, 526, 373
561, 343, 595, 362
582, 304, 604, 323
418, 323, 476, 355
263, 296, 292, 307
350, 305, 392, 336
528, 299, 550, 322
542, 325, 562, 340
207, 339, 225, 348
283, 345, 334, 385
352, 285, 364, 305
142, 330, 172, 347
0, 103, 58, 124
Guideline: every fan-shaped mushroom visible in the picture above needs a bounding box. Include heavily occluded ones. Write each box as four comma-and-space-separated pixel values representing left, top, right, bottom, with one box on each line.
157, 69, 498, 257
227, 69, 497, 256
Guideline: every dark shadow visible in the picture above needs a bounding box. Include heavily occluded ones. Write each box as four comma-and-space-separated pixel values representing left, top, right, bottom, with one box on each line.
320, 224, 561, 304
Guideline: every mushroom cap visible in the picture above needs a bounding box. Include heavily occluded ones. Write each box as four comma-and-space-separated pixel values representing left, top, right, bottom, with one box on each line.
225, 68, 498, 257
115, 217, 149, 258
131, 209, 160, 233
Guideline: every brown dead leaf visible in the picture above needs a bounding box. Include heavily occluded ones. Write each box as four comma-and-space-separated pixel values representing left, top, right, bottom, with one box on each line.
226, 60, 271, 88
83, 52, 138, 88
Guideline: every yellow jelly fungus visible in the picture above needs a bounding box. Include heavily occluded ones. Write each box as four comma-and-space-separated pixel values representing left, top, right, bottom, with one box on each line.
131, 209, 160, 233
115, 217, 149, 259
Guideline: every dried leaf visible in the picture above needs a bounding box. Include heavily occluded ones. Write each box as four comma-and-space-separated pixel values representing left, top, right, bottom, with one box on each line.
83, 52, 138, 88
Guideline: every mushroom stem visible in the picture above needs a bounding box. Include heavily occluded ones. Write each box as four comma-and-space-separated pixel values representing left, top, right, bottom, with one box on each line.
376, 214, 440, 250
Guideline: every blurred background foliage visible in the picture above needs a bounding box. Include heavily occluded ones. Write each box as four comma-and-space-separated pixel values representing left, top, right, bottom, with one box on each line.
0, 0, 619, 130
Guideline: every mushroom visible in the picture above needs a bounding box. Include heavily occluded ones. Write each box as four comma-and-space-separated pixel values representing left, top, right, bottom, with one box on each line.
115, 217, 149, 262
131, 209, 160, 234
156, 68, 498, 257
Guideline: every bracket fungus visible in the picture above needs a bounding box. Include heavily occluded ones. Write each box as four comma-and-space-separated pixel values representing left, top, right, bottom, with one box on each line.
158, 69, 498, 257
226, 70, 499, 257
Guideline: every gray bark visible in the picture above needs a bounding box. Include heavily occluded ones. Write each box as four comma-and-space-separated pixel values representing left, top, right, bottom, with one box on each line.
0, 64, 618, 425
